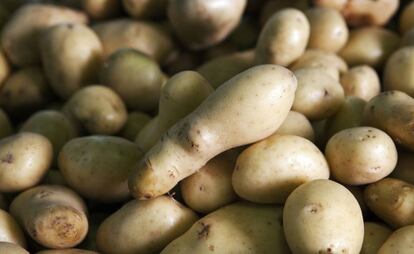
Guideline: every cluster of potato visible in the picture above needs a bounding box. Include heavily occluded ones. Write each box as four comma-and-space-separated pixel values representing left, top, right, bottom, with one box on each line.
1, 0, 414, 253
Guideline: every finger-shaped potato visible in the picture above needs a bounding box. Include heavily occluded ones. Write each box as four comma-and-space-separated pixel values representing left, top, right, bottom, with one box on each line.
0, 108, 13, 139
384, 47, 414, 97
378, 225, 414, 254
0, 209, 26, 247
119, 112, 151, 141
400, 1, 414, 34
361, 222, 392, 254
0, 242, 28, 254
390, 151, 414, 184
274, 110, 315, 141
82, 0, 121, 19
123, 0, 166, 19
340, 65, 380, 101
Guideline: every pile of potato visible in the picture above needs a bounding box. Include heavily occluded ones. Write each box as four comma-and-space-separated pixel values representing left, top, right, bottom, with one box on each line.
1, 0, 414, 253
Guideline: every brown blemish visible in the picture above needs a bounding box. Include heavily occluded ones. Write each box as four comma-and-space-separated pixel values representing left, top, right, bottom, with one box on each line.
208, 245, 215, 251
143, 193, 153, 199
1, 153, 13, 164
323, 89, 329, 97
197, 222, 210, 240
305, 203, 323, 214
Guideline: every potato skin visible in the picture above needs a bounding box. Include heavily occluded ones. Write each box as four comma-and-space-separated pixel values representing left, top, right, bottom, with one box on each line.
123, 0, 166, 19
283, 179, 364, 254
340, 65, 380, 101
82, 0, 121, 19
0, 242, 29, 254
400, 2, 414, 34
402, 28, 414, 47
36, 249, 99, 254
361, 222, 392, 254
96, 196, 198, 254
341, 0, 399, 27
378, 225, 414, 254
0, 108, 13, 139
0, 49, 10, 86
0, 209, 26, 247
274, 111, 315, 141
384, 47, 414, 97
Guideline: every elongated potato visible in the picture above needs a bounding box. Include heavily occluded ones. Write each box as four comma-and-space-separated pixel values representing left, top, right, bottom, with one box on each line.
390, 151, 414, 184
0, 209, 26, 247
361, 222, 392, 254
274, 110, 314, 141
97, 196, 198, 254
123, 0, 166, 19
161, 202, 290, 254
119, 112, 151, 141
59, 136, 143, 202
0, 242, 29, 254
384, 47, 414, 97
400, 2, 414, 34
0, 108, 13, 139
340, 65, 380, 101
82, 0, 120, 19
10, 185, 88, 249
129, 65, 297, 200
284, 179, 364, 254
256, 9, 310, 66
378, 225, 414, 254
37, 249, 99, 254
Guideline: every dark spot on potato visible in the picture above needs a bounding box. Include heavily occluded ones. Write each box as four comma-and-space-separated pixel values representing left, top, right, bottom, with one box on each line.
370, 105, 375, 113
1, 153, 13, 164
306, 203, 323, 214
323, 89, 329, 97
199, 185, 206, 191
197, 222, 210, 240
143, 193, 153, 199
37, 190, 53, 199
208, 244, 215, 251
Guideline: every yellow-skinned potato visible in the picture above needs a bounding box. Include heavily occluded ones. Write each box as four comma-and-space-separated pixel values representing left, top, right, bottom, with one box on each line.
10, 185, 88, 249
0, 209, 26, 247
292, 67, 345, 121
378, 225, 414, 254
0, 49, 10, 86
400, 2, 414, 34
161, 202, 290, 254
167, 0, 246, 50
339, 28, 400, 69
82, 0, 121, 19
363, 91, 414, 151
284, 179, 364, 254
59, 136, 143, 202
119, 112, 151, 141
259, 0, 309, 25
92, 19, 175, 64
1, 3, 87, 66
364, 178, 414, 228
129, 65, 297, 200
136, 71, 213, 152
384, 47, 414, 97
123, 0, 166, 19
390, 151, 414, 184
274, 110, 315, 141
180, 152, 238, 214
0, 242, 29, 254
361, 222, 392, 254
233, 134, 329, 204
36, 249, 99, 254
0, 133, 52, 192
63, 85, 127, 135
340, 65, 380, 101
402, 28, 414, 47
97, 196, 198, 254
256, 9, 310, 66
0, 108, 13, 139
305, 7, 348, 53
101, 49, 165, 111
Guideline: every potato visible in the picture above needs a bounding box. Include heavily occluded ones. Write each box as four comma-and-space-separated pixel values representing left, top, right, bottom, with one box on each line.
340, 65, 380, 102
21, 110, 78, 165
305, 7, 348, 53
123, 0, 166, 19
10, 185, 88, 249
274, 110, 315, 141
0, 108, 13, 139
284, 179, 364, 254
0, 67, 52, 119
363, 91, 414, 151
41, 170, 67, 186
82, 0, 120, 19
0, 242, 29, 254
129, 65, 297, 200
292, 67, 345, 121
259, 0, 309, 25
0, 49, 10, 86
384, 47, 414, 97
342, 0, 399, 27
168, 0, 246, 50
378, 225, 414, 254
59, 136, 142, 202
339, 28, 400, 69
233, 134, 329, 204
256, 9, 310, 66
180, 152, 237, 213
63, 85, 127, 135
119, 112, 151, 141
0, 133, 52, 192
361, 222, 392, 254
400, 2, 414, 34
402, 28, 414, 47
101, 49, 164, 111
365, 178, 414, 228
0, 209, 26, 247
312, 0, 346, 10
97, 196, 198, 254
1, 3, 87, 66
136, 71, 213, 152
390, 151, 414, 184
92, 19, 175, 63
161, 202, 290, 254
36, 249, 99, 254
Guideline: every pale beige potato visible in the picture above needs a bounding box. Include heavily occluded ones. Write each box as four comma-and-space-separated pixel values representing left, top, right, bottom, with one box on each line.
37, 249, 99, 254
384, 47, 414, 97
259, 0, 309, 25
283, 179, 364, 254
119, 112, 151, 141
1, 3, 87, 66
274, 110, 315, 141
0, 209, 26, 247
10, 185, 88, 249
97, 196, 198, 254
340, 65, 380, 101
123, 0, 166, 19
0, 108, 13, 139
256, 8, 310, 66
292, 67, 345, 121
129, 65, 297, 200
0, 49, 10, 86
390, 151, 414, 184
400, 2, 414, 34
180, 152, 238, 213
361, 222, 392, 254
63, 85, 127, 135
82, 0, 121, 19
168, 0, 246, 50
0, 133, 52, 192
161, 202, 290, 254
305, 7, 348, 53
59, 136, 143, 202
378, 225, 414, 254
402, 28, 414, 46
0, 242, 28, 254
339, 27, 400, 69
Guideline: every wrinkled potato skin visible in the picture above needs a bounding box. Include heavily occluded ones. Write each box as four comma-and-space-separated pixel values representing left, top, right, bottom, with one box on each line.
0, 109, 13, 139
0, 209, 26, 247
97, 196, 198, 254
390, 152, 414, 184
384, 47, 414, 97
361, 222, 392, 254
340, 65, 380, 101
400, 2, 414, 34
256, 9, 310, 66
274, 111, 315, 141
0, 133, 52, 192
123, 0, 166, 19
36, 249, 99, 254
82, 0, 121, 19
0, 242, 29, 254
378, 225, 414, 254
120, 112, 151, 141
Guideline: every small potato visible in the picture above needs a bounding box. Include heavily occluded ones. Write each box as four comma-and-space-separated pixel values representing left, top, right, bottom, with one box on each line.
0, 209, 26, 247
365, 178, 414, 228
0, 242, 29, 254
37, 249, 99, 254
305, 7, 348, 53
10, 185, 88, 249
390, 152, 414, 184
233, 134, 329, 204
82, 0, 121, 19
283, 179, 364, 254
0, 108, 13, 139
256, 9, 310, 66
384, 47, 414, 97
119, 112, 151, 141
101, 49, 165, 111
123, 0, 166, 19
361, 222, 392, 254
402, 28, 414, 47
0, 133, 52, 192
97, 196, 198, 254
400, 2, 414, 34
168, 0, 246, 50
259, 0, 309, 25
339, 27, 400, 69
274, 111, 315, 141
292, 67, 345, 121
63, 85, 127, 135
340, 65, 380, 101
0, 49, 10, 86
378, 225, 414, 254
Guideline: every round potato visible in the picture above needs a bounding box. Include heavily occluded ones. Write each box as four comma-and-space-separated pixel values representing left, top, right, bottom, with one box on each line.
340, 65, 380, 101
119, 112, 151, 141
361, 222, 392, 254
0, 133, 52, 192
82, 0, 121, 19
0, 242, 29, 254
384, 47, 414, 97
123, 0, 166, 19
274, 110, 315, 141
0, 209, 26, 247
399, 1, 414, 34
283, 179, 364, 254
390, 151, 414, 184
378, 225, 414, 254
0, 108, 13, 139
